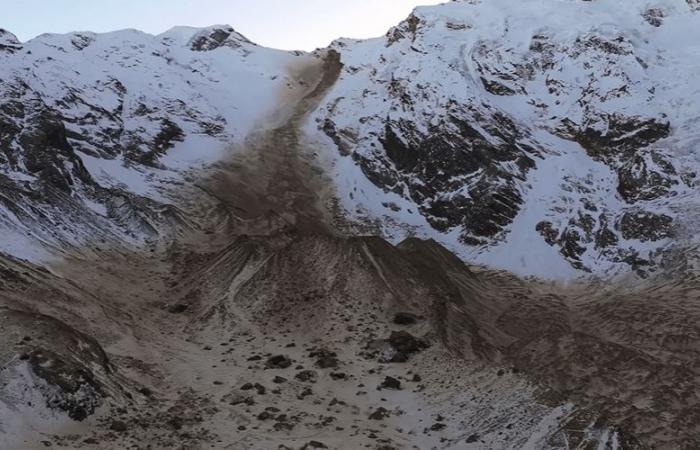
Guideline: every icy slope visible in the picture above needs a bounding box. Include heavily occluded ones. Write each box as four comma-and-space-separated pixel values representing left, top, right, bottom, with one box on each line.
310, 0, 700, 278
0, 25, 309, 262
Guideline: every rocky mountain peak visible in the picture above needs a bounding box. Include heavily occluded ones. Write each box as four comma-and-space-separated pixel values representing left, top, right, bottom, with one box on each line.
160, 25, 254, 51
0, 29, 21, 52
0, 28, 19, 42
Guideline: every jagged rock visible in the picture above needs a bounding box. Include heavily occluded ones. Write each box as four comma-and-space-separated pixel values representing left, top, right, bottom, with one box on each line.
0, 29, 21, 53
618, 211, 673, 242
188, 26, 252, 51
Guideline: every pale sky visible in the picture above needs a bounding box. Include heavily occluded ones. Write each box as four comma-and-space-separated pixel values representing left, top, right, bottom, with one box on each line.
2, 0, 444, 50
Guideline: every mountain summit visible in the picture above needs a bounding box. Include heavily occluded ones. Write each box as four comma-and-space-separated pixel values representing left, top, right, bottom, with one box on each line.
159, 25, 255, 51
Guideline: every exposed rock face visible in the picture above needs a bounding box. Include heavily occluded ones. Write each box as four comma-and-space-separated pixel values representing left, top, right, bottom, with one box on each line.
188, 26, 254, 51
562, 115, 677, 204
312, 0, 700, 277
373, 115, 537, 242
0, 308, 118, 421
618, 210, 674, 242
0, 29, 21, 53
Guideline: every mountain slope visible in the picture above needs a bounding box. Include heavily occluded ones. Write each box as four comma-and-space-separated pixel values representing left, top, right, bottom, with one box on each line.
1, 1, 700, 449
310, 0, 700, 278
0, 25, 311, 261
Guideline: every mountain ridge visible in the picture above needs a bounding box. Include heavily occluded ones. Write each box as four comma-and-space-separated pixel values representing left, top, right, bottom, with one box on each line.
2, 1, 699, 280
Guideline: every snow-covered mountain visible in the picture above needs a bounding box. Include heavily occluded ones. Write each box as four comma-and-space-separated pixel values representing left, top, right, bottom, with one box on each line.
2, 2, 700, 449
311, 0, 700, 279
2, 1, 700, 280
0, 24, 311, 261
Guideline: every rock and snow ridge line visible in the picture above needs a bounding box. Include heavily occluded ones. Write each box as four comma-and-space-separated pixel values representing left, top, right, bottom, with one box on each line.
2, 1, 700, 280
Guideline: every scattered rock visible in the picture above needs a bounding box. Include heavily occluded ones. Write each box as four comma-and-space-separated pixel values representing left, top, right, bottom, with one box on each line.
393, 312, 419, 325
310, 349, 340, 369
384, 351, 409, 363
295, 370, 318, 383
274, 421, 295, 431
138, 387, 153, 397
301, 441, 328, 449
109, 420, 128, 432
167, 303, 189, 314
388, 331, 426, 354
431, 423, 446, 431
257, 411, 274, 421
168, 417, 184, 430
369, 407, 390, 420
266, 355, 292, 369
379, 376, 402, 390
379, 331, 429, 362
298, 387, 313, 399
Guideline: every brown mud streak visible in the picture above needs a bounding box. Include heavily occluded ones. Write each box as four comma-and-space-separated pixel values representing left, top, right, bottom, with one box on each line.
198, 50, 343, 238
15, 51, 346, 351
